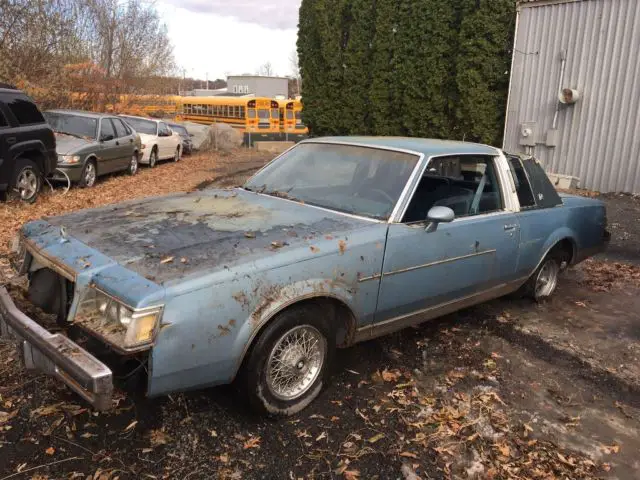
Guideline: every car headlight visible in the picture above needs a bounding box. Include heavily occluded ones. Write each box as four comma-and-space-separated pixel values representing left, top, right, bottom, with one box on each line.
58, 154, 81, 165
77, 288, 162, 350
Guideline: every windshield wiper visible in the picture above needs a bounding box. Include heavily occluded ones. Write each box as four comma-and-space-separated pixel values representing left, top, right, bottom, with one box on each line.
54, 130, 84, 139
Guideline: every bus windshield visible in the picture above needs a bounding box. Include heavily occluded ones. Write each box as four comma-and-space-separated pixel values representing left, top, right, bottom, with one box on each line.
258, 109, 269, 120
244, 143, 419, 220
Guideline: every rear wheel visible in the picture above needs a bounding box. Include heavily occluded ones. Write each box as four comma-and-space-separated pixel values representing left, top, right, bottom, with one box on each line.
11, 159, 41, 203
521, 246, 570, 302
148, 148, 158, 168
79, 160, 97, 188
240, 304, 334, 416
173, 146, 181, 162
127, 153, 138, 176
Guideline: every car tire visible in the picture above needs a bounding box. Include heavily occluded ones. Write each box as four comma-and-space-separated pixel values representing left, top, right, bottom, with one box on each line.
79, 159, 97, 188
521, 247, 568, 302
173, 146, 181, 162
127, 153, 139, 176
240, 304, 335, 417
148, 148, 158, 168
11, 159, 41, 204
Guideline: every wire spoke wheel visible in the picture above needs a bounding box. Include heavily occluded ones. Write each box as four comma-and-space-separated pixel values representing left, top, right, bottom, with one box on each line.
266, 325, 327, 401
130, 154, 138, 174
535, 259, 559, 299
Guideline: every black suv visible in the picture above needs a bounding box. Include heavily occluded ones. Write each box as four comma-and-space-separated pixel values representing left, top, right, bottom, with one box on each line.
0, 84, 57, 203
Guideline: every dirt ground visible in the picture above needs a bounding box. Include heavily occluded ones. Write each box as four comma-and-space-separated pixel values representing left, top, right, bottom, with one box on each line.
1, 156, 640, 480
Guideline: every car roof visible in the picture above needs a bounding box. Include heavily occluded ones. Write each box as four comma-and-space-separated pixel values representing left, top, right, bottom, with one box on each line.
305, 136, 501, 158
46, 109, 113, 119
119, 114, 160, 123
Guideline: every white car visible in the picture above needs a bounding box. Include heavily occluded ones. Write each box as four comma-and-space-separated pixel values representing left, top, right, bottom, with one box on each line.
119, 115, 182, 168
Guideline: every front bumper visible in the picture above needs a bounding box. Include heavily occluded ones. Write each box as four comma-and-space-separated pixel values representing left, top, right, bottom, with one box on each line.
51, 164, 83, 183
0, 286, 113, 410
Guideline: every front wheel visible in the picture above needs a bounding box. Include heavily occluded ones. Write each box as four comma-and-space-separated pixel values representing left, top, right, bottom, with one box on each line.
240, 304, 334, 416
148, 148, 158, 168
173, 146, 181, 162
79, 160, 97, 188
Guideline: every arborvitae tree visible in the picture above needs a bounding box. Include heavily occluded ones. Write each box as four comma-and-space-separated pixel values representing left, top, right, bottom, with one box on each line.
394, 0, 455, 138
369, 0, 402, 136
341, 0, 377, 135
298, 0, 517, 143
455, 0, 516, 145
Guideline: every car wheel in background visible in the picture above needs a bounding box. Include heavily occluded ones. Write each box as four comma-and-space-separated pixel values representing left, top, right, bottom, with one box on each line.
79, 160, 97, 188
240, 304, 335, 416
149, 148, 158, 168
127, 153, 139, 176
173, 146, 181, 162
11, 159, 41, 203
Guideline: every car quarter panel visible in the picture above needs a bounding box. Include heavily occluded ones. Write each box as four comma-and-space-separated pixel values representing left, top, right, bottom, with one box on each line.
146, 222, 388, 397
515, 195, 607, 277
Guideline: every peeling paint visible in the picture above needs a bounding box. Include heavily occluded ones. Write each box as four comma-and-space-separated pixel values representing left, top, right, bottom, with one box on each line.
338, 240, 347, 255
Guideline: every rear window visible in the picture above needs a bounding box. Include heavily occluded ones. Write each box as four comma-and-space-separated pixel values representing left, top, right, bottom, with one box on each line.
507, 155, 562, 209
112, 118, 128, 138
7, 96, 45, 125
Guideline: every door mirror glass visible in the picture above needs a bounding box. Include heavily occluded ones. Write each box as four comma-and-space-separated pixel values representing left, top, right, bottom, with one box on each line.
425, 206, 455, 233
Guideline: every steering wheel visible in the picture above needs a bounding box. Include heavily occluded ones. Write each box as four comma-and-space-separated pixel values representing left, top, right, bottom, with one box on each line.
368, 188, 395, 204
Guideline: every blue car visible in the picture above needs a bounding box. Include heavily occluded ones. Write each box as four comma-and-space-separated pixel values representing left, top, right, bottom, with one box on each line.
0, 137, 610, 415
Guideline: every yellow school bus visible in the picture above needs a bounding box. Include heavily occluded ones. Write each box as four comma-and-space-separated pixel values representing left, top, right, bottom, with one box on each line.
176, 96, 280, 145
277, 99, 308, 142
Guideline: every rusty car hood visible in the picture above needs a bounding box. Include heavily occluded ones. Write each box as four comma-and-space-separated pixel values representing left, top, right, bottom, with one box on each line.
42, 189, 374, 285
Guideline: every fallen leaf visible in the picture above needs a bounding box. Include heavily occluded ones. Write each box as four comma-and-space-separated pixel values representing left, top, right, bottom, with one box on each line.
209, 429, 218, 437
496, 443, 510, 457
123, 420, 138, 432
381, 369, 402, 382
338, 240, 347, 255
400, 452, 418, 459
244, 232, 256, 238
81, 432, 97, 438
601, 444, 620, 454
160, 256, 174, 264
296, 430, 311, 439
149, 429, 171, 446
219, 453, 229, 463
270, 241, 283, 249
180, 257, 188, 264
30, 403, 63, 418
367, 433, 385, 443
484, 359, 497, 370
243, 436, 261, 449
45, 447, 55, 455
343, 470, 360, 480
316, 431, 327, 442
490, 352, 503, 359
310, 246, 320, 253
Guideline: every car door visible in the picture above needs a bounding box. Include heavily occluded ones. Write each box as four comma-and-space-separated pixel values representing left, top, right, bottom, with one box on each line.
97, 118, 119, 173
374, 154, 520, 329
157, 122, 171, 158
110, 118, 134, 171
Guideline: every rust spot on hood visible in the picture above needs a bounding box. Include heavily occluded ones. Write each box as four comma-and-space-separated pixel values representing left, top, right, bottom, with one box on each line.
338, 240, 347, 255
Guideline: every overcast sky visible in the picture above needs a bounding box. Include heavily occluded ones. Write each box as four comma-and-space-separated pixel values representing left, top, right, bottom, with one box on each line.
158, 0, 301, 81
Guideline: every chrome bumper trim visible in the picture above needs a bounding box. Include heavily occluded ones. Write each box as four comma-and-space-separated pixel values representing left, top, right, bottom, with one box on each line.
0, 287, 113, 411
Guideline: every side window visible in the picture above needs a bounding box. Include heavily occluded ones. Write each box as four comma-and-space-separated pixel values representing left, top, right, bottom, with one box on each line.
111, 118, 127, 138
121, 120, 132, 135
0, 108, 8, 128
100, 119, 115, 140
158, 123, 168, 136
6, 96, 45, 125
508, 157, 536, 208
403, 155, 504, 223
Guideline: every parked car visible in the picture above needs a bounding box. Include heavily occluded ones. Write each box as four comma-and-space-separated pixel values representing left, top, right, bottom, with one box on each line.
0, 137, 610, 416
119, 115, 182, 167
0, 84, 57, 203
44, 110, 141, 187
167, 122, 194, 155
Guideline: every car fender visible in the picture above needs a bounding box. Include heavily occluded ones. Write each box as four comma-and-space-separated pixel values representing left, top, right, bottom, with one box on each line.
9, 139, 48, 166
537, 226, 578, 267
231, 277, 359, 377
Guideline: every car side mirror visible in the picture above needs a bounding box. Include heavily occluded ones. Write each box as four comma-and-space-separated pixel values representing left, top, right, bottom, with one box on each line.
425, 206, 455, 233
101, 134, 114, 142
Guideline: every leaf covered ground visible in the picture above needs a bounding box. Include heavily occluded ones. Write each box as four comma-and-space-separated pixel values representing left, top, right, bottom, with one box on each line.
1, 157, 640, 479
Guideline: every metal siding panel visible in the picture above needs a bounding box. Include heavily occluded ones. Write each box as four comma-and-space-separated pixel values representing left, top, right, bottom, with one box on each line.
505, 0, 640, 193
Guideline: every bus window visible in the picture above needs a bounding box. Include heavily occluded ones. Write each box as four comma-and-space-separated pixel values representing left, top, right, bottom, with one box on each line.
286, 111, 294, 120
258, 109, 269, 119
271, 107, 279, 119
248, 109, 256, 119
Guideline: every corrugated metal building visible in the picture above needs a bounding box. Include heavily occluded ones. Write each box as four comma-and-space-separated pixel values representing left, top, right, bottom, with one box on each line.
504, 0, 640, 193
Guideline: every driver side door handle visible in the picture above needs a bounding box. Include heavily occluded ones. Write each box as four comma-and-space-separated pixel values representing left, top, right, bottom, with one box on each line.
504, 224, 518, 232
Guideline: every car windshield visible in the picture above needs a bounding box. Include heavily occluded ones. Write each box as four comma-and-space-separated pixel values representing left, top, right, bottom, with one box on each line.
121, 117, 157, 135
45, 112, 97, 139
170, 125, 188, 136
244, 143, 419, 220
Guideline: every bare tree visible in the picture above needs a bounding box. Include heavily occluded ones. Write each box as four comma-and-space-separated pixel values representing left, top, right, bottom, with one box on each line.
289, 49, 301, 96
256, 61, 274, 77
